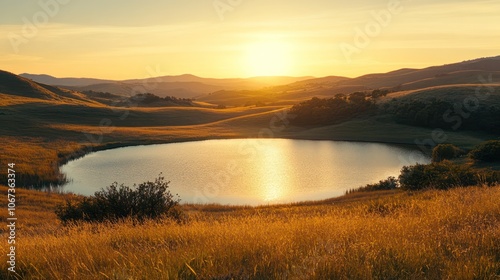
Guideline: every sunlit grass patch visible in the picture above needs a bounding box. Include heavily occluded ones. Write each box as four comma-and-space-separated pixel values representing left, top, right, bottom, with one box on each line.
1, 185, 499, 279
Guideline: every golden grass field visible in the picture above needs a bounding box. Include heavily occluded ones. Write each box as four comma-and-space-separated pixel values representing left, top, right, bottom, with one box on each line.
0, 185, 499, 279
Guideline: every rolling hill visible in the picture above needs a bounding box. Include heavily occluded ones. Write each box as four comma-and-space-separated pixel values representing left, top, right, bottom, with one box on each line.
19, 73, 115, 87
9, 56, 500, 108
20, 56, 499, 106
1, 71, 205, 108
0, 70, 102, 106
306, 55, 500, 91
197, 56, 500, 106
19, 73, 314, 99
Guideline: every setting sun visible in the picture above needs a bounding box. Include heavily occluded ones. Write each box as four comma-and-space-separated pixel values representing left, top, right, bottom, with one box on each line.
243, 39, 293, 77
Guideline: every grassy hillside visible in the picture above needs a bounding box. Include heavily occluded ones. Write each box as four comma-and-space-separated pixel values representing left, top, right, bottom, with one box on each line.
0, 70, 63, 101
314, 56, 500, 91
281, 117, 493, 149
383, 84, 500, 103
400, 70, 500, 90
276, 56, 500, 95
1, 185, 499, 279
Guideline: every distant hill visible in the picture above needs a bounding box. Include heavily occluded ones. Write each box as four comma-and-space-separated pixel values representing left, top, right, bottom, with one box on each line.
67, 81, 224, 99
1, 70, 61, 100
11, 55, 500, 107
0, 70, 99, 105
123, 74, 314, 88
0, 71, 204, 109
306, 56, 500, 91
19, 73, 314, 99
20, 73, 114, 87
196, 56, 500, 106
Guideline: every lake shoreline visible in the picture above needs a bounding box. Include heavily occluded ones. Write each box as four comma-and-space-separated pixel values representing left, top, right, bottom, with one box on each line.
58, 136, 431, 204
59, 134, 429, 167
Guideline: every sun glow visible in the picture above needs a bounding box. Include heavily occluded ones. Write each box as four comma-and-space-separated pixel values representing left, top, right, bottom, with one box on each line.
243, 39, 293, 77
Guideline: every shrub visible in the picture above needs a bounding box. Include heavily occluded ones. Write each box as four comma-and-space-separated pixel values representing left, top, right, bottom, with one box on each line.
56, 175, 183, 223
469, 140, 500, 162
431, 144, 462, 162
398, 161, 499, 191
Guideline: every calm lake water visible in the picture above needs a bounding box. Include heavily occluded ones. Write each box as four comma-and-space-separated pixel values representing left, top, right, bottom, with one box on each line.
61, 139, 430, 205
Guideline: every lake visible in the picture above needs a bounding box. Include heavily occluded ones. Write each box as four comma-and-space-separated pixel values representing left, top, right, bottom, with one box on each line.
61, 139, 430, 205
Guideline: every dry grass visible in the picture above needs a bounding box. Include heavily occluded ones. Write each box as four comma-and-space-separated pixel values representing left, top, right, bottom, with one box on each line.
0, 137, 85, 185
1, 185, 499, 279
0, 94, 61, 106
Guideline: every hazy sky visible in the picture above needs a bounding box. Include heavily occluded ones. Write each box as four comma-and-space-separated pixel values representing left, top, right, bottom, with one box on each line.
1, 0, 499, 79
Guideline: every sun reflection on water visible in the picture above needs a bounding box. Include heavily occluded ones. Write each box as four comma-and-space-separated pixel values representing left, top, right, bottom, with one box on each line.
255, 142, 290, 203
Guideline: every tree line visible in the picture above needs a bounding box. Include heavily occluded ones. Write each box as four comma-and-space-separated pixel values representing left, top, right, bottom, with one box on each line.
290, 90, 500, 134
289, 92, 376, 125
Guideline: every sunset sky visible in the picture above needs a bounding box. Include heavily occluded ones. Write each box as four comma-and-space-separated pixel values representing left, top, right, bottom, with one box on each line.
1, 0, 499, 79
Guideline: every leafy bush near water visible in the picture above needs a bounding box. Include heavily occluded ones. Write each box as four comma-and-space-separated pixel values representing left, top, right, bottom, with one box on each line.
351, 140, 500, 193
431, 143, 462, 162
399, 161, 499, 191
56, 175, 184, 223
469, 140, 500, 162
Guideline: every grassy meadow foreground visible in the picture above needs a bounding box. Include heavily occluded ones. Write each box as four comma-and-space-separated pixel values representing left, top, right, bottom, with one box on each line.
1, 185, 500, 279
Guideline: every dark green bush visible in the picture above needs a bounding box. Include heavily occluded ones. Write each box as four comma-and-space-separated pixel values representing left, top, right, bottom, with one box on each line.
469, 140, 500, 162
399, 161, 499, 190
431, 144, 462, 162
56, 175, 182, 223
